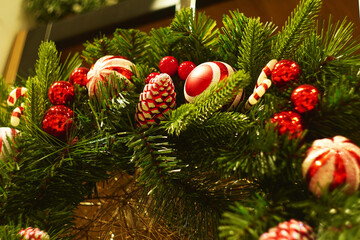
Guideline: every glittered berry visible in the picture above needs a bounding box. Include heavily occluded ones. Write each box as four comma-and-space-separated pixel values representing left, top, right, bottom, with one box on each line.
271, 111, 303, 139
69, 67, 90, 86
145, 72, 160, 84
135, 73, 176, 128
178, 61, 196, 81
42, 105, 74, 140
184, 61, 244, 109
48, 81, 74, 106
302, 136, 360, 197
86, 55, 136, 98
159, 56, 179, 76
260, 219, 314, 240
271, 60, 301, 86
291, 84, 319, 113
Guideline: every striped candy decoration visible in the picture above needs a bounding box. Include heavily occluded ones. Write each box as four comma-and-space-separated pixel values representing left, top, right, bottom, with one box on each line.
245, 79, 271, 110
135, 73, 176, 128
245, 59, 277, 110
7, 87, 28, 106
302, 135, 360, 197
18, 227, 50, 240
10, 103, 25, 127
260, 219, 314, 240
184, 61, 244, 109
7, 87, 28, 127
86, 55, 136, 98
256, 59, 278, 89
0, 127, 18, 161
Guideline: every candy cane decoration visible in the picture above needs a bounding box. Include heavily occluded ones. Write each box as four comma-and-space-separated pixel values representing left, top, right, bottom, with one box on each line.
7, 87, 28, 127
245, 59, 277, 110
245, 79, 272, 109
255, 59, 277, 89
7, 87, 28, 106
10, 103, 25, 127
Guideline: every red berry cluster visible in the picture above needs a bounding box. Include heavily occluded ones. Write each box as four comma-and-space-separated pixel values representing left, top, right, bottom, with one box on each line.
146, 56, 196, 84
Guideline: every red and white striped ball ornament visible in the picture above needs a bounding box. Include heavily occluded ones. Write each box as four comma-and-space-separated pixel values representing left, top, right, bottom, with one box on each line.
86, 55, 136, 98
18, 227, 50, 240
260, 219, 315, 240
184, 61, 244, 109
135, 73, 176, 128
0, 127, 18, 161
302, 135, 360, 197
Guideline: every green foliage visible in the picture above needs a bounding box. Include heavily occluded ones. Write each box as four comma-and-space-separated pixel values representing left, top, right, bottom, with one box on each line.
219, 194, 284, 240
2, 0, 360, 239
218, 10, 249, 66
170, 8, 220, 63
82, 35, 115, 64
238, 18, 276, 82
164, 70, 251, 136
272, 0, 322, 59
111, 29, 150, 64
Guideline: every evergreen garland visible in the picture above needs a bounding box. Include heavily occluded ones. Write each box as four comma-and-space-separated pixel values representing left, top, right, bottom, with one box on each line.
0, 0, 360, 239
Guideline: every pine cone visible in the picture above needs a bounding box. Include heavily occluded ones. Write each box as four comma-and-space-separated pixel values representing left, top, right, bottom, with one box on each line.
135, 73, 176, 128
260, 219, 314, 240
18, 227, 50, 240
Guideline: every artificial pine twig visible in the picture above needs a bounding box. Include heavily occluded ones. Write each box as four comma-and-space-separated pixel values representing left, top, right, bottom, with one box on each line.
272, 0, 322, 59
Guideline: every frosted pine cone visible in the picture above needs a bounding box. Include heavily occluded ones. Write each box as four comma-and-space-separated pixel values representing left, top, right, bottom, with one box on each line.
18, 227, 50, 240
135, 73, 176, 128
260, 219, 314, 240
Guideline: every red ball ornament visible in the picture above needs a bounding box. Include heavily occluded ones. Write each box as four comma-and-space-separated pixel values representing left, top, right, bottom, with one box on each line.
178, 61, 196, 81
48, 81, 74, 106
42, 105, 73, 140
159, 56, 179, 76
291, 84, 319, 113
69, 67, 90, 86
86, 55, 136, 98
302, 135, 360, 197
271, 111, 303, 139
145, 72, 160, 84
271, 60, 301, 86
184, 61, 244, 109
260, 219, 314, 240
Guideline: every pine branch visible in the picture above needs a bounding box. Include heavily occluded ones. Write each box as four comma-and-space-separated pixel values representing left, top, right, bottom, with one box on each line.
219, 194, 284, 240
111, 28, 150, 65
35, 41, 62, 92
164, 70, 251, 136
272, 0, 322, 59
82, 35, 116, 64
307, 75, 360, 144
170, 8, 220, 63
24, 76, 46, 127
148, 27, 175, 67
238, 17, 276, 81
218, 10, 249, 66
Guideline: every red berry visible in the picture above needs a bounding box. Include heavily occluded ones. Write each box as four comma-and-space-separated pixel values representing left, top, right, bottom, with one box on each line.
159, 56, 179, 76
145, 72, 160, 84
178, 61, 196, 81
